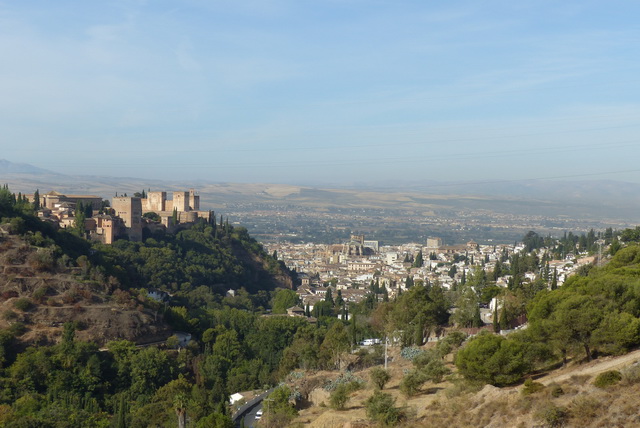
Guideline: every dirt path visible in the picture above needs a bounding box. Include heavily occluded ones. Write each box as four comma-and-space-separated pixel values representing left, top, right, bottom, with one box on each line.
539, 348, 640, 385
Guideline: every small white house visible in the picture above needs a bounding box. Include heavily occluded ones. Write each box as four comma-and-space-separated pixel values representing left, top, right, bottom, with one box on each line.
229, 393, 244, 405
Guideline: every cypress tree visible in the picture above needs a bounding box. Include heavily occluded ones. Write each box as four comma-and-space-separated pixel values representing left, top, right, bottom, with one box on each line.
33, 189, 40, 210
350, 312, 357, 345
472, 306, 483, 328
499, 304, 508, 330
172, 208, 178, 225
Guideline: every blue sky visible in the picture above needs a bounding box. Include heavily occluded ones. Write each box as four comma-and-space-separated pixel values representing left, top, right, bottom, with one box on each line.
1, 0, 640, 185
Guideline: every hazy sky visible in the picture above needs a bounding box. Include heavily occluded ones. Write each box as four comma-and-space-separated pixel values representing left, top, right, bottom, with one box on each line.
2, 0, 640, 185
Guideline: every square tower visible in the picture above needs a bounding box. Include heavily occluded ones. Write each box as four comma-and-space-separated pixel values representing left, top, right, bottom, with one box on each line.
188, 189, 200, 211
147, 191, 166, 212
173, 191, 189, 212
112, 197, 142, 241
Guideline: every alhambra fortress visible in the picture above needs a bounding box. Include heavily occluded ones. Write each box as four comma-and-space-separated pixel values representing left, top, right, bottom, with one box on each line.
27, 189, 212, 244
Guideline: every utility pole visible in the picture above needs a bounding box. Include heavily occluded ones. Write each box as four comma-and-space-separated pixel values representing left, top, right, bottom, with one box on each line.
263, 398, 273, 428
384, 335, 389, 369
597, 239, 604, 267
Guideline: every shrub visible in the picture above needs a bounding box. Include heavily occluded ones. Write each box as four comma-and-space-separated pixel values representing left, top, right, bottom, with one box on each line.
400, 369, 426, 397
535, 404, 568, 428
436, 331, 468, 355
7, 218, 25, 235
329, 384, 350, 410
569, 396, 601, 421
32, 286, 48, 303
621, 363, 640, 385
13, 298, 32, 312
593, 370, 622, 388
522, 378, 545, 396
166, 335, 180, 349
264, 385, 298, 424
444, 377, 484, 399
62, 291, 77, 305
27, 249, 55, 272
8, 322, 26, 336
370, 367, 391, 390
365, 391, 405, 426
548, 383, 564, 398
2, 310, 17, 321
415, 353, 451, 384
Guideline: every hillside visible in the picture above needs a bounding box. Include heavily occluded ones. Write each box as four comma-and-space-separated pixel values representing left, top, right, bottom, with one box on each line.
0, 230, 171, 346
281, 342, 640, 428
0, 185, 294, 347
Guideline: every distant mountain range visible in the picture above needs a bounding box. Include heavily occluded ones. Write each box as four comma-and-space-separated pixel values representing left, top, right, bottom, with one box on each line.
0, 159, 59, 175
1, 159, 638, 224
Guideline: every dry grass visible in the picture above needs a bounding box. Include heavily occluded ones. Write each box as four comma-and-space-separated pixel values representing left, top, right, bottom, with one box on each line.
289, 346, 640, 428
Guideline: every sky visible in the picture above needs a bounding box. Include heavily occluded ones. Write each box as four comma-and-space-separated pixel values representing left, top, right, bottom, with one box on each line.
1, 0, 640, 186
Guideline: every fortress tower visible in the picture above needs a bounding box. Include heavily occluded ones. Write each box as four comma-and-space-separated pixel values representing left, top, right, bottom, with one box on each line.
112, 197, 142, 241
189, 189, 200, 211
173, 191, 189, 212
146, 191, 166, 212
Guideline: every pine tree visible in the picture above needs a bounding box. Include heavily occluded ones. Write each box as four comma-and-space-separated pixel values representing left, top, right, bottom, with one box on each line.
551, 268, 558, 290
493, 305, 499, 332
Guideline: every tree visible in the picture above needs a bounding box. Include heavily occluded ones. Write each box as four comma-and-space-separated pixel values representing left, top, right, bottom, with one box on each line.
264, 385, 297, 426
387, 285, 449, 347
325, 288, 334, 306
271, 289, 300, 314
32, 189, 40, 211
400, 369, 426, 396
335, 289, 344, 307
452, 286, 482, 328
448, 265, 457, 278
312, 301, 334, 318
455, 331, 531, 386
412, 251, 424, 268
405, 276, 414, 289
73, 203, 86, 237
172, 208, 178, 225
329, 383, 349, 410
365, 391, 405, 426
370, 367, 391, 390
174, 393, 188, 428
320, 322, 350, 369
